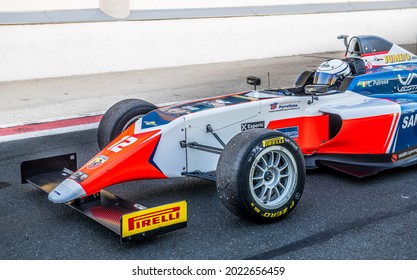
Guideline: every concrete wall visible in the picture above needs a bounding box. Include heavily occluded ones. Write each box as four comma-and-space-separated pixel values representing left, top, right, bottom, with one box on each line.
0, 0, 387, 12
0, 0, 98, 11
132, 0, 388, 10
0, 1, 416, 82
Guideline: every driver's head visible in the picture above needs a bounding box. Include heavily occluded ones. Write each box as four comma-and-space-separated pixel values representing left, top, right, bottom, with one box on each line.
313, 59, 351, 87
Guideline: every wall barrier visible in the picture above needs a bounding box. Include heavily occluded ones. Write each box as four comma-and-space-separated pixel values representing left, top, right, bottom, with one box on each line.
0, 1, 416, 82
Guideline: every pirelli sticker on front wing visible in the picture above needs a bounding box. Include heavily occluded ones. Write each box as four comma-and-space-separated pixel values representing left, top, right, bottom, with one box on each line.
121, 201, 187, 238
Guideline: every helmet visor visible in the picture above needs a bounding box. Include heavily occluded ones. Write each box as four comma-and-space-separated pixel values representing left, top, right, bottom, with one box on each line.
314, 72, 337, 86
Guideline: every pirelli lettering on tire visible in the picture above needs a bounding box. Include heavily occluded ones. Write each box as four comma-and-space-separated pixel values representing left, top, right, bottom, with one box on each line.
121, 201, 187, 238
262, 137, 284, 147
251, 200, 296, 219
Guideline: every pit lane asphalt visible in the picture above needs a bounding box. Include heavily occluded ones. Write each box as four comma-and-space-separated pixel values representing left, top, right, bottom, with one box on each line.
2, 47, 417, 260
2, 129, 417, 260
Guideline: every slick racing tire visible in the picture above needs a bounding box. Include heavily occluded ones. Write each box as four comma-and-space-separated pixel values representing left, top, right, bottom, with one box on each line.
97, 99, 157, 150
216, 129, 305, 223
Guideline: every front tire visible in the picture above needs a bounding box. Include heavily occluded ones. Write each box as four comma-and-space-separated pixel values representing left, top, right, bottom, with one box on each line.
97, 99, 157, 150
216, 129, 305, 223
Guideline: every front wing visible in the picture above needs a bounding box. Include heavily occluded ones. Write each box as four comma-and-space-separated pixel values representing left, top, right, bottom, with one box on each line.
21, 153, 187, 243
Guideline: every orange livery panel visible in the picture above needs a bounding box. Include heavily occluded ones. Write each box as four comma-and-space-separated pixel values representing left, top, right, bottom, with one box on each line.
77, 126, 168, 196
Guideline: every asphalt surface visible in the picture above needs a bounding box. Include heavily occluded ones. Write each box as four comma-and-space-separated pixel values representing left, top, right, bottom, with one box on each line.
1, 45, 417, 260
1, 129, 417, 260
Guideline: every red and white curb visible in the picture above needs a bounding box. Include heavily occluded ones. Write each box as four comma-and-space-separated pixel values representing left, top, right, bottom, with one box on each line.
0, 115, 103, 143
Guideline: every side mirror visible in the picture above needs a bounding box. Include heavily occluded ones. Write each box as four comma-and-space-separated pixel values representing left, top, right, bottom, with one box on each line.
295, 71, 314, 88
337, 35, 349, 47
305, 84, 329, 95
247, 76, 261, 90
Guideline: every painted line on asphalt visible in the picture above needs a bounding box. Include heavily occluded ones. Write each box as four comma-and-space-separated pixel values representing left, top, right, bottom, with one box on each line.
0, 101, 179, 143
0, 115, 102, 143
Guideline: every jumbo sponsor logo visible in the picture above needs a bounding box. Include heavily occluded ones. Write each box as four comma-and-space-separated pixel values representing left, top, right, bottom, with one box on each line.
384, 53, 411, 64
121, 201, 187, 238
241, 121, 265, 131
262, 137, 284, 147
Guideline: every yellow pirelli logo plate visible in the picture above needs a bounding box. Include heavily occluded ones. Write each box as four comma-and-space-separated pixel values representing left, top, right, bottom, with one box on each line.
262, 137, 284, 147
121, 201, 187, 238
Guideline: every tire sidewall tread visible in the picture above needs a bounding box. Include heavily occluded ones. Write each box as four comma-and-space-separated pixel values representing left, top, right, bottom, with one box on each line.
217, 129, 305, 223
97, 99, 157, 150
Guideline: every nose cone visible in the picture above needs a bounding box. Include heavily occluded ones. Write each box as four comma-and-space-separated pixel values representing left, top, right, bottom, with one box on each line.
48, 179, 86, 203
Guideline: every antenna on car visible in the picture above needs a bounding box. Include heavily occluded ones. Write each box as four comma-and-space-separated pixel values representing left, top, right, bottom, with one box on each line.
268, 72, 271, 90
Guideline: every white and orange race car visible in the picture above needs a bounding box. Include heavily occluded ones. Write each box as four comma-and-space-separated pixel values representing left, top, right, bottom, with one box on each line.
22, 35, 417, 242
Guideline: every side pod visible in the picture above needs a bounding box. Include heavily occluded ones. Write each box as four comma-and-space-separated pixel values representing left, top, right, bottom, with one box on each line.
21, 154, 187, 243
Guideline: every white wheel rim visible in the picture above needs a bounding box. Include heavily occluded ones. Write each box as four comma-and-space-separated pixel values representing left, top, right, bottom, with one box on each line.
249, 146, 297, 210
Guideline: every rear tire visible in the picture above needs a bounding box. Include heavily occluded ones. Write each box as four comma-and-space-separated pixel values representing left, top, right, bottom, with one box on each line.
216, 129, 305, 223
97, 99, 157, 150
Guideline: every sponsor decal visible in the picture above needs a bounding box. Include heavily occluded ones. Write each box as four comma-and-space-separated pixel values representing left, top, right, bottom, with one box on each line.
141, 111, 172, 128
391, 154, 398, 163
396, 73, 417, 93
384, 53, 411, 64
401, 114, 417, 129
168, 108, 189, 115
277, 126, 299, 139
398, 147, 417, 160
262, 137, 284, 147
398, 73, 417, 85
393, 64, 417, 71
357, 81, 368, 87
107, 135, 138, 153
143, 120, 157, 127
198, 99, 232, 108
182, 106, 199, 111
395, 98, 415, 105
87, 155, 108, 169
241, 121, 265, 131
269, 101, 300, 112
356, 79, 389, 88
121, 201, 187, 238
70, 171, 89, 182
399, 73, 417, 85
214, 99, 231, 105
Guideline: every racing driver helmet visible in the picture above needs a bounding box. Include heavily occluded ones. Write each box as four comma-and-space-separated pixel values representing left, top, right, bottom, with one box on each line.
313, 59, 351, 88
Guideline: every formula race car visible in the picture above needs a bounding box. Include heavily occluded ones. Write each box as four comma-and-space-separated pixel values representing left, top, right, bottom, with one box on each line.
22, 35, 417, 242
